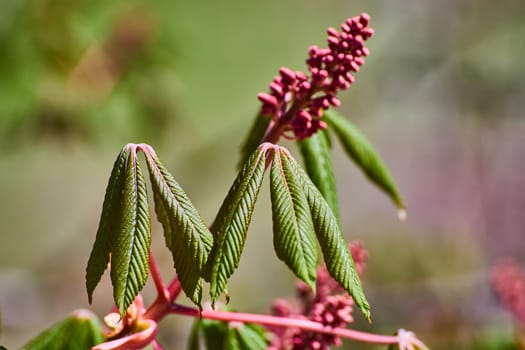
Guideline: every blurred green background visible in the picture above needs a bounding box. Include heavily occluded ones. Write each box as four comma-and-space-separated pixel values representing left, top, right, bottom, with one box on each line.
1, 0, 524, 348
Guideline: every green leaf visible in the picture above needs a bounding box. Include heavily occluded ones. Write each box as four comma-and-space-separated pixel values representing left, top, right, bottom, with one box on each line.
187, 318, 201, 350
22, 309, 105, 350
145, 151, 213, 305
226, 327, 242, 350
201, 319, 228, 350
207, 145, 268, 301
283, 150, 371, 320
324, 109, 405, 213
233, 324, 269, 350
86, 147, 129, 304
111, 150, 152, 315
270, 148, 318, 290
238, 112, 271, 170
298, 130, 339, 221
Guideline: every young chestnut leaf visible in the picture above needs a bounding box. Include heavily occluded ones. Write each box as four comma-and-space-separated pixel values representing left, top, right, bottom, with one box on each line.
206, 143, 269, 302
188, 318, 268, 350
324, 110, 405, 218
270, 148, 318, 291
282, 149, 371, 320
298, 130, 340, 222
144, 149, 213, 306
86, 148, 129, 304
110, 149, 152, 316
22, 310, 105, 350
231, 323, 269, 350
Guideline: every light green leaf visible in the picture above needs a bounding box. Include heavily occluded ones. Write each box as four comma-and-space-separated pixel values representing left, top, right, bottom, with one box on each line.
86, 148, 129, 304
22, 309, 105, 350
111, 151, 152, 315
145, 152, 213, 305
283, 150, 370, 320
238, 112, 271, 170
270, 148, 318, 291
324, 110, 405, 213
207, 145, 268, 301
227, 327, 242, 350
298, 130, 339, 221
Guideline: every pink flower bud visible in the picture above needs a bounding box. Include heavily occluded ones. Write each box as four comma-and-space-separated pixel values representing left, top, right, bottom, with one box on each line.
327, 27, 339, 38
279, 67, 296, 82
257, 93, 278, 106
269, 82, 284, 96
327, 36, 339, 47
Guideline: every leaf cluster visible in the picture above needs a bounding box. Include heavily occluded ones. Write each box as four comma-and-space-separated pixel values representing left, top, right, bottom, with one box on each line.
85, 109, 404, 322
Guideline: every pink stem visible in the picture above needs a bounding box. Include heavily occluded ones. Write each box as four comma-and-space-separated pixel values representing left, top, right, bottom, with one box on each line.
143, 276, 182, 321
169, 304, 399, 345
166, 276, 182, 300
149, 252, 169, 301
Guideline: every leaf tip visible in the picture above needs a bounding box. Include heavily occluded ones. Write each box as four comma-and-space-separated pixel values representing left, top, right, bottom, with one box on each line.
397, 208, 407, 222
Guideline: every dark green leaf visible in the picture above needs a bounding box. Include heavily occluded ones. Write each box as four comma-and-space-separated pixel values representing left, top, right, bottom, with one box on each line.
283, 150, 370, 320
298, 130, 339, 221
22, 309, 105, 350
145, 151, 213, 305
324, 110, 405, 214
207, 145, 268, 301
202, 319, 228, 350
111, 151, 151, 315
270, 148, 318, 290
238, 112, 271, 170
86, 147, 129, 304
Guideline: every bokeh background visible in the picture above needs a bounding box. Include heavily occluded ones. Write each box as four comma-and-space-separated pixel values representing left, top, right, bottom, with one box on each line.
1, 0, 524, 348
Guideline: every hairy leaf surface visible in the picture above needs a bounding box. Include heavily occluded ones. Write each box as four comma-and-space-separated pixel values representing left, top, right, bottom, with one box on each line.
145, 152, 213, 305
284, 151, 370, 320
86, 148, 129, 303
207, 145, 267, 301
324, 110, 404, 211
271, 149, 318, 290
238, 113, 270, 170
110, 152, 151, 315
298, 130, 339, 221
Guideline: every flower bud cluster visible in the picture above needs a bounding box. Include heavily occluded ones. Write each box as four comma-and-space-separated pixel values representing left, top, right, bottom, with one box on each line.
258, 14, 373, 140
267, 242, 368, 350
491, 260, 525, 325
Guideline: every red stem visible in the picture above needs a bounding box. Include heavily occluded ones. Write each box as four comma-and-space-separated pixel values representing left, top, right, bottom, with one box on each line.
149, 252, 169, 301
169, 304, 399, 346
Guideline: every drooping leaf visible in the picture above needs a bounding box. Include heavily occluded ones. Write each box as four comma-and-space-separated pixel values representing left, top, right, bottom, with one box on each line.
324, 109, 405, 213
270, 148, 318, 290
207, 145, 268, 301
298, 130, 340, 221
111, 150, 152, 315
145, 151, 213, 305
86, 148, 129, 304
22, 309, 105, 350
238, 112, 271, 170
283, 150, 370, 320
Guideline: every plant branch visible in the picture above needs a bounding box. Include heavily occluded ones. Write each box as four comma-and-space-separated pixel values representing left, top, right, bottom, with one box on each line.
169, 303, 400, 346
149, 252, 168, 301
